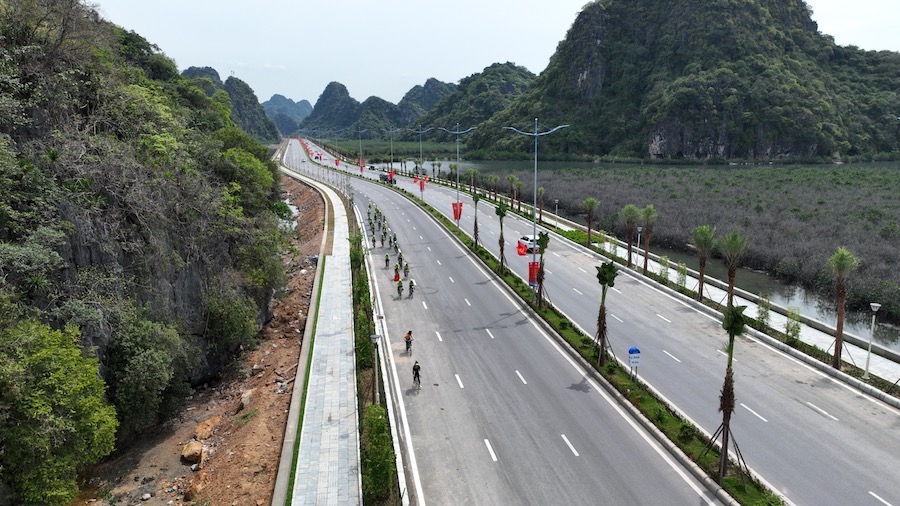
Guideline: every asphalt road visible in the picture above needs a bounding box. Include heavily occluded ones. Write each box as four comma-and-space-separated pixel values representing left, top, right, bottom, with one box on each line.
284, 140, 722, 505
286, 140, 900, 506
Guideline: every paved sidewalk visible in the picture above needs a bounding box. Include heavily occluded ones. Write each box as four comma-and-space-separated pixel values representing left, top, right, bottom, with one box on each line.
281, 165, 361, 505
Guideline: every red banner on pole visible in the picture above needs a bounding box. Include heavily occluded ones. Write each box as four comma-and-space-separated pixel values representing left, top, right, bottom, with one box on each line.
335, 158, 340, 167
388, 170, 394, 182
452, 202, 463, 221
528, 261, 539, 287
360, 165, 364, 173
419, 180, 425, 192
413, 176, 418, 183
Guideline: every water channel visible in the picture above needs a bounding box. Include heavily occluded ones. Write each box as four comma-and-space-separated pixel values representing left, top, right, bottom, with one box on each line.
420, 158, 899, 350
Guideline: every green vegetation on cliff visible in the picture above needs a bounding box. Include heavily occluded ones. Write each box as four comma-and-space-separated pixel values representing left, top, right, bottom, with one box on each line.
0, 1, 286, 503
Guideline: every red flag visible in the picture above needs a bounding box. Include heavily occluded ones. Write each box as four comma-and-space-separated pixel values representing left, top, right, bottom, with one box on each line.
452, 202, 463, 221
528, 261, 539, 286
419, 180, 425, 192
517, 241, 528, 256
413, 176, 418, 183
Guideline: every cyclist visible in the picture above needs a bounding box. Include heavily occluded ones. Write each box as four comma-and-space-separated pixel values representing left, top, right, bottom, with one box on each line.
397, 279, 404, 298
404, 330, 413, 353
385, 253, 390, 268
397, 251, 404, 266
412, 361, 421, 388
403, 263, 409, 278
408, 278, 415, 295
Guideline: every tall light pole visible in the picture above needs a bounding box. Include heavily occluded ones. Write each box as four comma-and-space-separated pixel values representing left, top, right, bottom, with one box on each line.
438, 123, 476, 227
554, 199, 559, 229
385, 127, 401, 173
863, 302, 881, 380
637, 226, 643, 267
408, 125, 434, 176
356, 127, 367, 172
502, 118, 569, 289
370, 334, 380, 404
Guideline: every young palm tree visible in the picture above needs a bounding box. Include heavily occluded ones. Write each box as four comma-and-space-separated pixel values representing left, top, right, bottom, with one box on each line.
717, 229, 747, 306
496, 201, 508, 274
619, 204, 641, 267
582, 197, 598, 247
473, 193, 481, 249
537, 187, 545, 223
506, 174, 517, 203
466, 168, 479, 193
449, 163, 459, 187
717, 303, 746, 482
489, 175, 500, 200
595, 261, 619, 366
827, 247, 859, 370
536, 232, 550, 308
640, 204, 658, 275
514, 180, 524, 211
690, 225, 715, 301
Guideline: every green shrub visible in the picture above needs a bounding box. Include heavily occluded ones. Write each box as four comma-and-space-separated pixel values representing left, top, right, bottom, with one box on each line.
206, 290, 257, 351
361, 404, 395, 503
785, 307, 802, 344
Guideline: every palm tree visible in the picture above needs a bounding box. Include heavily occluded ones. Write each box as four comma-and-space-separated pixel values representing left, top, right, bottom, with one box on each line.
717, 303, 746, 482
640, 204, 658, 275
473, 193, 481, 249
435, 160, 442, 179
690, 225, 716, 301
489, 175, 500, 200
514, 180, 524, 211
466, 168, 479, 193
582, 197, 598, 247
827, 247, 859, 370
619, 204, 641, 268
430, 161, 437, 179
506, 174, 517, 203
537, 186, 545, 223
496, 201, 508, 274
595, 261, 619, 366
717, 229, 747, 306
449, 163, 459, 187
536, 232, 550, 308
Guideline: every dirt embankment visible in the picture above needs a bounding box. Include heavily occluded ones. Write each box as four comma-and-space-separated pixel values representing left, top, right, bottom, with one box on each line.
75, 176, 324, 506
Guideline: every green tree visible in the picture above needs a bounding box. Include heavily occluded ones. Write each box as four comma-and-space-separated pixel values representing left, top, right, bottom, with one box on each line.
827, 247, 859, 370
595, 261, 619, 365
536, 231, 550, 307
641, 204, 658, 274
619, 204, 641, 268
496, 201, 508, 274
582, 197, 598, 246
717, 304, 747, 482
537, 186, 545, 223
466, 167, 479, 193
691, 225, 716, 301
514, 179, 524, 211
0, 317, 117, 505
473, 193, 481, 249
506, 174, 517, 202
717, 229, 748, 306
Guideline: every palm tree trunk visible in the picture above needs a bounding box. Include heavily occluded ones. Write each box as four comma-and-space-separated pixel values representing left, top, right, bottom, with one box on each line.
698, 257, 707, 300
626, 227, 634, 267
832, 283, 846, 369
643, 231, 651, 274
727, 268, 736, 306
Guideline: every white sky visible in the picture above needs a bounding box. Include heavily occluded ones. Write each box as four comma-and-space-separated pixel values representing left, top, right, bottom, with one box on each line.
92, 0, 900, 105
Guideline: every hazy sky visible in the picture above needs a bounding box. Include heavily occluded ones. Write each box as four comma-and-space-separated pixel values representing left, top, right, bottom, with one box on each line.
93, 0, 900, 106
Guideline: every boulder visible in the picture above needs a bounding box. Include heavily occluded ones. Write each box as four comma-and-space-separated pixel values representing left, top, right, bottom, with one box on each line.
181, 441, 203, 464
194, 416, 222, 440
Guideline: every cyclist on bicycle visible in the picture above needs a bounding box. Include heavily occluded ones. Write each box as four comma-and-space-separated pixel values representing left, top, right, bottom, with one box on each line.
413, 361, 421, 387
409, 279, 415, 295
403, 263, 409, 278
385, 253, 390, 268
397, 279, 404, 297
404, 330, 413, 352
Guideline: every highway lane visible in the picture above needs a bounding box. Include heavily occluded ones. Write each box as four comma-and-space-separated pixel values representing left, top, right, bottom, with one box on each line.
374, 159, 900, 506
284, 140, 722, 504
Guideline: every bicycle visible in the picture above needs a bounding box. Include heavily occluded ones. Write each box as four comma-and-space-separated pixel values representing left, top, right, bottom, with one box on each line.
397, 281, 403, 298
409, 280, 415, 296
413, 362, 421, 389
405, 337, 413, 354
403, 264, 409, 278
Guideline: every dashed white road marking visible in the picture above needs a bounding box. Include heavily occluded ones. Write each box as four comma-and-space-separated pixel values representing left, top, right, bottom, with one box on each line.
663, 350, 681, 363
486, 329, 496, 339
515, 370, 527, 384
561, 434, 580, 456
484, 439, 498, 462
611, 314, 623, 323
465, 298, 471, 306
741, 403, 768, 422
657, 314, 671, 323
573, 288, 583, 295
435, 331, 443, 342
455, 374, 465, 389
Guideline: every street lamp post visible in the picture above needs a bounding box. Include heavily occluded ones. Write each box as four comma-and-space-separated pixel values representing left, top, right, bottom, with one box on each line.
554, 199, 559, 229
863, 303, 881, 380
385, 127, 401, 173
408, 125, 434, 176
369, 334, 380, 404
438, 123, 476, 227
637, 226, 643, 267
502, 118, 569, 292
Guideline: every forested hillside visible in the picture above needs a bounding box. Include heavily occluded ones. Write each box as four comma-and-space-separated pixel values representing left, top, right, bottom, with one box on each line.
468, 0, 900, 161
263, 93, 313, 136
0, 1, 287, 503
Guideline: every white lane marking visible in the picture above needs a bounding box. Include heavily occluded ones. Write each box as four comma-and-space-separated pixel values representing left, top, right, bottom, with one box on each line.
435, 331, 443, 342
561, 434, 580, 456
663, 350, 682, 363
449, 276, 455, 283
656, 314, 672, 323
611, 314, 623, 323
413, 227, 417, 230
465, 298, 471, 306
868, 491, 891, 505
486, 329, 495, 339
455, 374, 465, 389
515, 370, 527, 384
741, 403, 768, 422
484, 439, 498, 462
552, 252, 561, 257
578, 267, 587, 273
420, 235, 423, 240
437, 260, 442, 266
489, 230, 495, 235
545, 269, 552, 275
422, 301, 428, 309
716, 349, 737, 362
427, 246, 432, 251
806, 402, 839, 421
573, 288, 583, 295
612, 287, 622, 294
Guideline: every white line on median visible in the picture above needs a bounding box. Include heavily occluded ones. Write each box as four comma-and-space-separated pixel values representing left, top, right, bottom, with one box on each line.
515, 370, 527, 384
663, 350, 682, 363
656, 314, 671, 323
741, 403, 768, 422
455, 374, 464, 389
561, 434, 580, 456
484, 439, 498, 462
